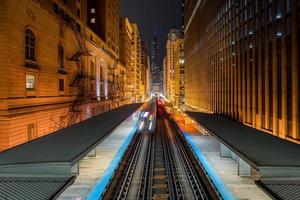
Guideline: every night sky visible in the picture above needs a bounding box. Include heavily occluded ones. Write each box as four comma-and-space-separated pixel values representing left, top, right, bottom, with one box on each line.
120, 0, 182, 68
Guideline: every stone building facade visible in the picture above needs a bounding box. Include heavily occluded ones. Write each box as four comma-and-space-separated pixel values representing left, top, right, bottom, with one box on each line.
130, 23, 142, 102
173, 38, 185, 107
185, 0, 300, 142
165, 29, 180, 102
119, 17, 133, 103
0, 0, 123, 151
119, 19, 148, 103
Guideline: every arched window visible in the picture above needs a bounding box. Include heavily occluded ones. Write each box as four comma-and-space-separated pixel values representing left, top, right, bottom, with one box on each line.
25, 29, 36, 61
58, 45, 64, 68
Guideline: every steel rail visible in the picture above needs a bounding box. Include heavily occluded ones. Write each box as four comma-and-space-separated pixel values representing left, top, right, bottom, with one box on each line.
102, 103, 218, 200
115, 134, 143, 200
169, 119, 209, 199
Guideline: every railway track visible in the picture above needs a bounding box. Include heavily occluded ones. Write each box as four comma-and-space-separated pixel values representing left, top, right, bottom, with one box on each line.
102, 103, 218, 200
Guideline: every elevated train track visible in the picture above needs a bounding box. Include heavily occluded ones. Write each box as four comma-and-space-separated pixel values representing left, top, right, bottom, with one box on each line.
102, 100, 219, 200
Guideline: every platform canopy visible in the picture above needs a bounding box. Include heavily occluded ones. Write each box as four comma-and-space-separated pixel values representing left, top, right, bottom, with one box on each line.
258, 178, 300, 200
187, 112, 300, 169
0, 176, 75, 200
0, 103, 142, 167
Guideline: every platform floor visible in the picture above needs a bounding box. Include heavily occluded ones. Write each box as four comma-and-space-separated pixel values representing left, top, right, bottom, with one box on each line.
190, 135, 271, 200
172, 112, 271, 199
58, 111, 140, 200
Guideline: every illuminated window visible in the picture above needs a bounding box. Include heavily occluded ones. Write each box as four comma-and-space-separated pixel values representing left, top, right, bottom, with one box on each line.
26, 74, 35, 90
91, 18, 96, 23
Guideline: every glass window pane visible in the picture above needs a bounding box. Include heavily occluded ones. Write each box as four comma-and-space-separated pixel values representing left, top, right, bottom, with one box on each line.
26, 74, 35, 89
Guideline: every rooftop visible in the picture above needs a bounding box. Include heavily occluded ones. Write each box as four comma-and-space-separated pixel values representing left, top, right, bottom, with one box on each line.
187, 112, 300, 169
0, 103, 142, 167
258, 178, 300, 200
0, 176, 75, 200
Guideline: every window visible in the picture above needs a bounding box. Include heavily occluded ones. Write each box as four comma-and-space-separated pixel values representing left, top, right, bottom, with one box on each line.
268, 6, 272, 23
286, 35, 292, 134
100, 66, 103, 80
27, 123, 36, 141
25, 29, 36, 61
91, 18, 96, 24
286, 0, 291, 13
77, 8, 81, 18
26, 74, 35, 90
277, 39, 282, 119
262, 41, 266, 127
90, 8, 95, 13
269, 42, 273, 129
58, 45, 64, 68
59, 79, 65, 91
90, 61, 95, 79
261, 11, 265, 26
276, 1, 282, 19
261, 0, 265, 10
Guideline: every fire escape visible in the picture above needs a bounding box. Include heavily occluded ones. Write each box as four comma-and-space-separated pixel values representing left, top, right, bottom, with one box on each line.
65, 19, 90, 126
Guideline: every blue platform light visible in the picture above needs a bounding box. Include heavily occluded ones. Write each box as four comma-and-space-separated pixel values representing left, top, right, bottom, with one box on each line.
182, 132, 236, 200
86, 121, 139, 200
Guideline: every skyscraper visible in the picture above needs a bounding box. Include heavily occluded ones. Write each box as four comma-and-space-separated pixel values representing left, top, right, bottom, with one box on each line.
131, 23, 142, 102
151, 31, 158, 74
151, 31, 161, 92
180, 0, 185, 37
165, 29, 180, 100
119, 17, 133, 103
141, 41, 149, 100
87, 0, 119, 57
185, 0, 300, 142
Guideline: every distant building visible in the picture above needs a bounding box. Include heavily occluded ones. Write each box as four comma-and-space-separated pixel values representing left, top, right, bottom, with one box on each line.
162, 57, 167, 95
151, 32, 159, 75
180, 0, 185, 37
131, 23, 142, 102
151, 32, 162, 92
60, 0, 87, 22
185, 0, 300, 142
165, 29, 180, 102
141, 41, 149, 100
119, 17, 133, 103
164, 28, 184, 107
178, 42, 185, 105
146, 56, 151, 97
87, 0, 119, 57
